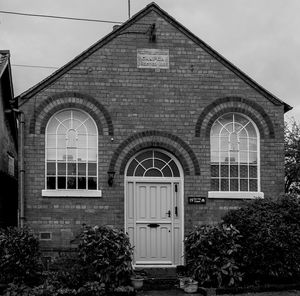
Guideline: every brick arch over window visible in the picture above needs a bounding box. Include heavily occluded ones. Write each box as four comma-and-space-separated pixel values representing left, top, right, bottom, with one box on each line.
195, 96, 275, 139
29, 92, 114, 136
109, 130, 200, 176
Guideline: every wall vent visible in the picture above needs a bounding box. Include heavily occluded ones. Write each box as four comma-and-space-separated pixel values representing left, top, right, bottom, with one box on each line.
40, 232, 52, 240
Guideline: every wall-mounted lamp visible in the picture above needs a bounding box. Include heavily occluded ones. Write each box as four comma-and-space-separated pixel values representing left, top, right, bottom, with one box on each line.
107, 171, 115, 187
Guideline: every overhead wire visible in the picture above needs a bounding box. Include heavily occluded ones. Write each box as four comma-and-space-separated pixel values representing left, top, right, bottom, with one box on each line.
1, 9, 124, 70
12, 64, 59, 69
0, 10, 123, 24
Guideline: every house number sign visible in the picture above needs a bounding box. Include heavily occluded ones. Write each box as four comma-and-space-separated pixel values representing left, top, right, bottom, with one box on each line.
137, 48, 169, 69
188, 197, 206, 204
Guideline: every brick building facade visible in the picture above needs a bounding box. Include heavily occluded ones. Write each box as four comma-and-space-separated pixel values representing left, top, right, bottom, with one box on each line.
18, 3, 291, 265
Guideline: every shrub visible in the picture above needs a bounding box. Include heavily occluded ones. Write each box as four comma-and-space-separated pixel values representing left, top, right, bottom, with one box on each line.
47, 254, 96, 289
77, 225, 133, 290
3, 283, 34, 296
223, 195, 300, 285
77, 281, 106, 296
185, 224, 243, 288
4, 281, 106, 296
0, 227, 41, 285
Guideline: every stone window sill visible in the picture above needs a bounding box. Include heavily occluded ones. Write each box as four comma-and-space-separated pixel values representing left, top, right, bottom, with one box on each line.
208, 191, 264, 199
42, 189, 102, 197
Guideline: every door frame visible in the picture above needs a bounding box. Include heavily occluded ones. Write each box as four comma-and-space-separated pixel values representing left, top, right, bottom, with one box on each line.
124, 149, 184, 267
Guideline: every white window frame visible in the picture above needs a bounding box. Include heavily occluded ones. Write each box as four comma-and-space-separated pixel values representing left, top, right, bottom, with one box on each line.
42, 109, 101, 197
208, 113, 264, 199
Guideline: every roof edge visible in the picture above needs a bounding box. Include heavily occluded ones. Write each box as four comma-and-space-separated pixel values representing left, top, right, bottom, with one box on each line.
18, 3, 158, 106
0, 51, 9, 78
17, 2, 292, 112
0, 50, 18, 143
148, 4, 292, 113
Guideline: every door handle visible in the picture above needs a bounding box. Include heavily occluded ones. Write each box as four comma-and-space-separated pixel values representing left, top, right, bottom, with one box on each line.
147, 223, 160, 228
166, 210, 171, 217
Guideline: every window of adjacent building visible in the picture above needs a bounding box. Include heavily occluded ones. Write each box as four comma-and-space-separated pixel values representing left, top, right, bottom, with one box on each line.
8, 154, 15, 176
210, 113, 260, 193
45, 109, 98, 191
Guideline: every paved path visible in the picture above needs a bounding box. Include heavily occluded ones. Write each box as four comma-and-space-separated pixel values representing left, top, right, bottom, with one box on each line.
137, 289, 300, 296
137, 290, 202, 296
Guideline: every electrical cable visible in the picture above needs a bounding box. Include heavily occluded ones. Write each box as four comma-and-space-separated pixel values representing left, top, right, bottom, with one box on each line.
0, 10, 123, 24
2, 9, 127, 70
11, 64, 59, 69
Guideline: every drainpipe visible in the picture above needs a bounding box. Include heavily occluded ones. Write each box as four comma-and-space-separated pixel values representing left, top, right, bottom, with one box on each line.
18, 111, 25, 228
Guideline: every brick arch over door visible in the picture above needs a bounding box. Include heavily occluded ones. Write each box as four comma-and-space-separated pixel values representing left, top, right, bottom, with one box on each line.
195, 96, 275, 139
109, 130, 201, 176
29, 91, 114, 136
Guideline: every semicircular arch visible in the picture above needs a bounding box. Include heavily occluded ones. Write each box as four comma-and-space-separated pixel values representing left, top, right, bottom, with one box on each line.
195, 96, 275, 139
108, 130, 200, 176
29, 91, 114, 136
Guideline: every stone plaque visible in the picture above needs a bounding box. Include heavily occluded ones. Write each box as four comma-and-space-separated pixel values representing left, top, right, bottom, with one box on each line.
137, 48, 169, 69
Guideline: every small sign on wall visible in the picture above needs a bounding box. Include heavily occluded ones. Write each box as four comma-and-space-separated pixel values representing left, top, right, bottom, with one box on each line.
188, 197, 206, 204
137, 48, 169, 69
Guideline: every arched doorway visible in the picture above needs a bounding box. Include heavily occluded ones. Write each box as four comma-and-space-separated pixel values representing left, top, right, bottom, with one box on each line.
124, 149, 184, 266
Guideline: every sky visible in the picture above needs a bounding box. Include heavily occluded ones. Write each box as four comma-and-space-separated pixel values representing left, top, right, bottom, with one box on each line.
0, 0, 299, 122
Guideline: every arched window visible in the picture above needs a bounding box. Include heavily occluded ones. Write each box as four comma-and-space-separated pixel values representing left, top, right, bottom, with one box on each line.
210, 113, 262, 198
44, 109, 99, 195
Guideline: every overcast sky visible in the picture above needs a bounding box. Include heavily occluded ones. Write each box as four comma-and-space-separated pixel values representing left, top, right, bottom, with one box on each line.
1, 0, 299, 122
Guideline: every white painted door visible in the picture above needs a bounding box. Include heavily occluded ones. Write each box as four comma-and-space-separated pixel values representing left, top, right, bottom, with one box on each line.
125, 149, 184, 266
135, 182, 172, 264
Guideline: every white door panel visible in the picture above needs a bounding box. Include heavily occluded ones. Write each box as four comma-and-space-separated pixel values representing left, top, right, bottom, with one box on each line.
126, 180, 183, 266
135, 183, 172, 264
136, 222, 172, 264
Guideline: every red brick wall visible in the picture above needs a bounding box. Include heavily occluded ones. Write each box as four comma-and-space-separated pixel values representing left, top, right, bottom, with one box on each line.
19, 9, 285, 251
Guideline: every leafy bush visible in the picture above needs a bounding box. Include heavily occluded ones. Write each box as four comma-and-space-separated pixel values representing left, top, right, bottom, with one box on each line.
0, 227, 41, 285
185, 224, 243, 288
285, 119, 300, 194
1, 225, 133, 294
223, 195, 300, 285
77, 281, 106, 296
77, 225, 133, 290
4, 281, 106, 296
47, 255, 96, 289
3, 283, 34, 296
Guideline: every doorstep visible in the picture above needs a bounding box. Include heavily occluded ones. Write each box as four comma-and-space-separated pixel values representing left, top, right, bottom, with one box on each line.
137, 289, 203, 296
134, 267, 177, 279
134, 267, 178, 290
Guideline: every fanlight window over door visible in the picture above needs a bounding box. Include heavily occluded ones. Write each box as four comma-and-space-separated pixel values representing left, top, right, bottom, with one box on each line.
126, 150, 180, 177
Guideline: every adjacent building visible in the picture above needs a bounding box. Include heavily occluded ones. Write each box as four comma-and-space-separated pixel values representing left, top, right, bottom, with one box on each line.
0, 50, 18, 227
